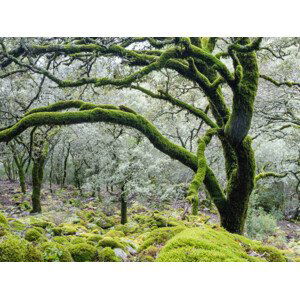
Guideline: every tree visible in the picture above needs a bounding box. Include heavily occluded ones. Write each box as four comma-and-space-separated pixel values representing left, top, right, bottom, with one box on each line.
0, 37, 297, 234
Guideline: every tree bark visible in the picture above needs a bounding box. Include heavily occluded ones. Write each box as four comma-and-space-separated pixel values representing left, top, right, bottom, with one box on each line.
31, 156, 46, 214
120, 185, 127, 224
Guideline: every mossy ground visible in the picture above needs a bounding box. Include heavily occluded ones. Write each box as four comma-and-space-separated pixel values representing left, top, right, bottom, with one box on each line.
0, 180, 298, 262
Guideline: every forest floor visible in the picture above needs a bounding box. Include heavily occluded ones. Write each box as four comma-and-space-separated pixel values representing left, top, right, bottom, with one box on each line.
0, 179, 299, 262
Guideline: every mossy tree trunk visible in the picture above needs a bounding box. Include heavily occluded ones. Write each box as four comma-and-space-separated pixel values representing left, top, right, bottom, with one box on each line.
31, 155, 45, 213
30, 130, 50, 214
61, 143, 70, 188
16, 161, 26, 194
120, 185, 127, 224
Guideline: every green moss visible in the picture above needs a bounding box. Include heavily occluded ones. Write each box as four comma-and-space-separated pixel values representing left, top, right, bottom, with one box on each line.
85, 234, 103, 243
98, 237, 125, 249
0, 236, 27, 262
157, 226, 287, 262
52, 224, 83, 236
31, 219, 55, 229
98, 247, 121, 262
141, 245, 159, 258
105, 230, 125, 238
139, 226, 186, 252
68, 243, 98, 262
77, 210, 96, 222
40, 242, 73, 262
133, 213, 169, 228
95, 216, 114, 229
52, 226, 63, 236
114, 222, 140, 235
0, 227, 8, 237
20, 200, 31, 211
0, 213, 8, 226
25, 244, 43, 262
25, 228, 45, 242
139, 255, 155, 262
52, 236, 70, 245
69, 236, 86, 244
9, 220, 27, 231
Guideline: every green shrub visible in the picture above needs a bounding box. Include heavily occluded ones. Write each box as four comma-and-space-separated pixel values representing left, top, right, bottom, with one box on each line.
246, 208, 278, 240
250, 184, 285, 215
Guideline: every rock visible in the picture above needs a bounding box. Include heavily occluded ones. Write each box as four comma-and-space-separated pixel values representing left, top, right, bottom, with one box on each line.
126, 246, 137, 255
114, 248, 127, 260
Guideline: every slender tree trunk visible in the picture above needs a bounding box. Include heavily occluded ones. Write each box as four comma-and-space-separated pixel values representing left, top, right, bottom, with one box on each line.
61, 144, 70, 188
13, 156, 26, 194
31, 156, 45, 214
120, 185, 127, 224
17, 164, 26, 194
49, 152, 54, 193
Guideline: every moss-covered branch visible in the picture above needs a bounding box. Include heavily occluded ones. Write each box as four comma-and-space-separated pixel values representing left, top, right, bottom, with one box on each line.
255, 171, 288, 183
186, 129, 217, 215
228, 38, 263, 53
179, 38, 235, 86
260, 74, 300, 88
0, 103, 198, 172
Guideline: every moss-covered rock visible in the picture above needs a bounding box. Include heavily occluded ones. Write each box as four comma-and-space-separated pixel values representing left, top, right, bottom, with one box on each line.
25, 228, 45, 242
9, 220, 27, 231
52, 236, 70, 245
0, 236, 27, 262
139, 226, 186, 252
98, 247, 121, 262
157, 226, 288, 262
68, 243, 98, 262
114, 222, 140, 235
84, 234, 103, 243
25, 244, 43, 262
30, 219, 55, 229
104, 230, 125, 238
0, 213, 8, 226
141, 245, 160, 258
69, 236, 86, 244
52, 224, 84, 236
40, 242, 73, 262
95, 216, 114, 229
98, 237, 125, 249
